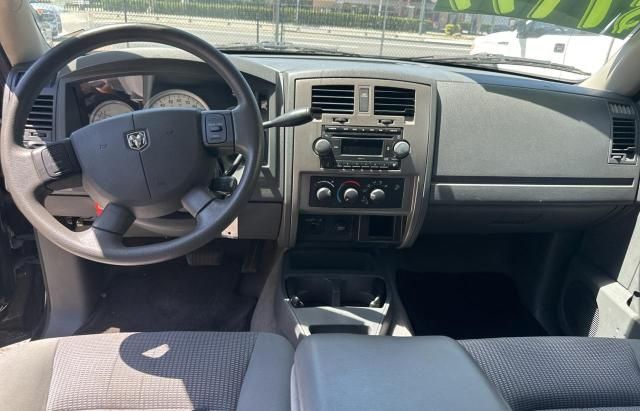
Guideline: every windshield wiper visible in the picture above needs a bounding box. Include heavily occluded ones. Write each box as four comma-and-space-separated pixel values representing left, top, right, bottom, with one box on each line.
217, 42, 361, 57
402, 53, 590, 76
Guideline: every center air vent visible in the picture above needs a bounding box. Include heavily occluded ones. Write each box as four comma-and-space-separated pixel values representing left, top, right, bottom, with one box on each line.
608, 102, 637, 165
24, 94, 54, 144
311, 85, 354, 114
374, 86, 415, 118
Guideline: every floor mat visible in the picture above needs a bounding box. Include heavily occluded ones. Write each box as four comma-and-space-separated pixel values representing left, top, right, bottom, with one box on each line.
78, 259, 256, 334
396, 271, 547, 339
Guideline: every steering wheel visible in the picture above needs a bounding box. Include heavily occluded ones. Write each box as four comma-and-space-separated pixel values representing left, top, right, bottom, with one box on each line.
1, 25, 263, 266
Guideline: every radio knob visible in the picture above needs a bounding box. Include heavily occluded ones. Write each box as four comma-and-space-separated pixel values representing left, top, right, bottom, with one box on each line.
313, 138, 332, 156
369, 188, 386, 204
343, 187, 360, 204
393, 140, 411, 159
316, 187, 333, 202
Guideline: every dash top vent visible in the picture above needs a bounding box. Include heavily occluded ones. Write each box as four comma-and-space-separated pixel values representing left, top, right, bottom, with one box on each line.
374, 86, 415, 118
311, 85, 354, 114
608, 102, 637, 165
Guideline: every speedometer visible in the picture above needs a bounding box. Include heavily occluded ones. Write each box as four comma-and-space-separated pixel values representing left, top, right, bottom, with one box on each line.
90, 100, 134, 123
145, 89, 209, 110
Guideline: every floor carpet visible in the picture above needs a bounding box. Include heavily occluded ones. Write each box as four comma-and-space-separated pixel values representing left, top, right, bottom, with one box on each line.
396, 271, 548, 339
78, 258, 256, 334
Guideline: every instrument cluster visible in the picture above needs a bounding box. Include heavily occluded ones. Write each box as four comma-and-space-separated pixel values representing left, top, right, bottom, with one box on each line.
75, 75, 213, 126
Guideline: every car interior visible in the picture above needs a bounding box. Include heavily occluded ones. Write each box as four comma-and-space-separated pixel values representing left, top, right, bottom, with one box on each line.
1, 1, 640, 410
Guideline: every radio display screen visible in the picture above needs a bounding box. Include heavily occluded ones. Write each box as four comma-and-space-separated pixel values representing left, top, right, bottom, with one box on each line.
340, 139, 383, 156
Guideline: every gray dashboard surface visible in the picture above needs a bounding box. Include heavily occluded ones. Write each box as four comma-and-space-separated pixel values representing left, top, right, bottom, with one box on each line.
432, 82, 638, 204
10, 49, 639, 239
437, 83, 614, 179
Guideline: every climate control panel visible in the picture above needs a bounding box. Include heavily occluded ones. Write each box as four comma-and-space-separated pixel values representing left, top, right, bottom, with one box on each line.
309, 176, 404, 208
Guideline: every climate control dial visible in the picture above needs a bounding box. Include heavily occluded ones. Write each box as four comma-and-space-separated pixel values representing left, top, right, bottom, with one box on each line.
316, 186, 333, 202
309, 176, 404, 209
369, 188, 386, 204
342, 187, 360, 204
337, 180, 362, 206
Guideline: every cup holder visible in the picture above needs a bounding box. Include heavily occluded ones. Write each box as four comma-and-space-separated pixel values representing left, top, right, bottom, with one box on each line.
285, 276, 386, 308
286, 277, 335, 307
340, 277, 386, 308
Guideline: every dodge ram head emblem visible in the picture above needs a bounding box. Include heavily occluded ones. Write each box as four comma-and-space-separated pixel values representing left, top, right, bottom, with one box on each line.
126, 130, 148, 151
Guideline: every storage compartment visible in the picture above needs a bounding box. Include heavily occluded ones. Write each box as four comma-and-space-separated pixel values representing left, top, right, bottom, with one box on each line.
292, 334, 510, 411
359, 215, 399, 242
297, 214, 402, 243
367, 215, 395, 238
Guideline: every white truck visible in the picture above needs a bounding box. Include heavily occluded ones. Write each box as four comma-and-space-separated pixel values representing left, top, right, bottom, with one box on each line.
470, 20, 626, 80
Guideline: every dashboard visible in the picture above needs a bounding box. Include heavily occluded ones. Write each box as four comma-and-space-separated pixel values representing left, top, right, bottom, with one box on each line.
5, 49, 639, 247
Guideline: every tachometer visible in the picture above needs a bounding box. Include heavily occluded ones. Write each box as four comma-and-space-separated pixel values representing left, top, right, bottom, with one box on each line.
90, 100, 134, 124
145, 89, 209, 110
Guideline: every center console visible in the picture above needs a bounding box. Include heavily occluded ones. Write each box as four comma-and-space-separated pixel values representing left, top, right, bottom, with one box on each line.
288, 78, 433, 248
281, 249, 391, 337
292, 334, 510, 411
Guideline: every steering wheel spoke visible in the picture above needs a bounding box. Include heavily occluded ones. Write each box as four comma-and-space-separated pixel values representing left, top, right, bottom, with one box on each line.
195, 197, 229, 229
92, 203, 135, 236
181, 185, 216, 218
30, 139, 82, 187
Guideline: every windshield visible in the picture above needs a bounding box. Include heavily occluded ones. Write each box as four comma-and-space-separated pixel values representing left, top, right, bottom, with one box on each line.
32, 0, 640, 82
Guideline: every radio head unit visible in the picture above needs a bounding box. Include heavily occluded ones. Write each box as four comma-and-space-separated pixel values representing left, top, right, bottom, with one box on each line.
313, 126, 410, 170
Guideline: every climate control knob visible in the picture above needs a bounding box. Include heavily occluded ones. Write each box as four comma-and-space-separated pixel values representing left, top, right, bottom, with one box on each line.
393, 140, 411, 159
316, 186, 333, 202
369, 188, 386, 204
342, 187, 360, 204
313, 138, 333, 156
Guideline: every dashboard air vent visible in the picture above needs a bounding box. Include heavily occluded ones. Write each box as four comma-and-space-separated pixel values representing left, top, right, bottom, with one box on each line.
374, 86, 415, 118
609, 103, 635, 116
311, 85, 354, 114
24, 94, 54, 144
608, 103, 637, 165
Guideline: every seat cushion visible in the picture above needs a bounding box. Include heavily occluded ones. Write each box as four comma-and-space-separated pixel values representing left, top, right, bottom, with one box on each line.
0, 331, 293, 411
460, 337, 640, 411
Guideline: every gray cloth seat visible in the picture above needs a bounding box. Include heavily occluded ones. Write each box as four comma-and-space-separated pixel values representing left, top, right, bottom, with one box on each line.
0, 331, 293, 411
460, 337, 640, 411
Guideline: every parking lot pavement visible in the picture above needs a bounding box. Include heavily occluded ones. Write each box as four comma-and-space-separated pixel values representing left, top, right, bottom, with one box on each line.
59, 11, 473, 58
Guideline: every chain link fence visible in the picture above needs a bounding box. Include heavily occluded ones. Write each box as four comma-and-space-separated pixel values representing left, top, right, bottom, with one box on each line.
45, 0, 480, 58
